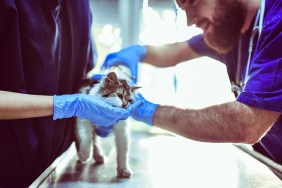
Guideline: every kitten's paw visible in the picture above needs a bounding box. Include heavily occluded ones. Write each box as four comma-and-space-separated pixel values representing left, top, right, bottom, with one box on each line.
78, 151, 91, 163
93, 154, 105, 164
117, 168, 132, 178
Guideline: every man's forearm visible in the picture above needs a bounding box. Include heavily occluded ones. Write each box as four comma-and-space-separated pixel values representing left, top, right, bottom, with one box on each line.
143, 42, 199, 67
153, 101, 280, 144
0, 90, 53, 119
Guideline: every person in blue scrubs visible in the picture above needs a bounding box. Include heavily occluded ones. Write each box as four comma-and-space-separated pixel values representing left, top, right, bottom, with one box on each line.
102, 0, 282, 169
0, 1, 140, 187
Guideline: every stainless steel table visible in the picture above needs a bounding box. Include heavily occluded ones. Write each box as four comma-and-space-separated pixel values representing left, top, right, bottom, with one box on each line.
31, 128, 282, 188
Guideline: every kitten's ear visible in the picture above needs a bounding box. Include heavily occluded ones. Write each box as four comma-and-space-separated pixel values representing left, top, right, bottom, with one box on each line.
106, 72, 118, 84
132, 86, 142, 92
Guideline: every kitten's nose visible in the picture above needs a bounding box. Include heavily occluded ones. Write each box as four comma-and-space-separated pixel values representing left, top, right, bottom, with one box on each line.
122, 103, 127, 108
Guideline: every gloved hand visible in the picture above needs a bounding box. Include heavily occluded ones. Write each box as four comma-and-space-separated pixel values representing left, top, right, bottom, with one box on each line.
53, 94, 142, 127
101, 45, 147, 83
95, 125, 113, 137
131, 94, 159, 126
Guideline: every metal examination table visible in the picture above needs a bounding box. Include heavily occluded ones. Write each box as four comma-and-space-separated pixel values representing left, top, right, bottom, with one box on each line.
30, 126, 282, 188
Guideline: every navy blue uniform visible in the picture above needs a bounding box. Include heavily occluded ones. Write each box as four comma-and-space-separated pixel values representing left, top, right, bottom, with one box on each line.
188, 0, 282, 165
0, 0, 95, 187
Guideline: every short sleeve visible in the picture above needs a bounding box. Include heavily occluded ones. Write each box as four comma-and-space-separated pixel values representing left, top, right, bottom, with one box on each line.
237, 7, 282, 113
187, 34, 222, 61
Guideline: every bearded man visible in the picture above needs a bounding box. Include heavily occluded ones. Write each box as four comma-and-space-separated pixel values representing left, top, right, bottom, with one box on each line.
101, 0, 282, 173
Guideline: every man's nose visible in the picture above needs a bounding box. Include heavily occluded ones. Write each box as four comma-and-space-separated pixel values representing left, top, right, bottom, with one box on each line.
185, 11, 197, 26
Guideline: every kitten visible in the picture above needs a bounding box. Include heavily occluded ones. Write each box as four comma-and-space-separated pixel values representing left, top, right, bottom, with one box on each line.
74, 71, 140, 178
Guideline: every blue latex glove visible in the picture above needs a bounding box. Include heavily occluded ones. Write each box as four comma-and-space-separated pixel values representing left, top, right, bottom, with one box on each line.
91, 74, 106, 82
131, 94, 159, 126
95, 125, 113, 137
101, 45, 147, 83
53, 94, 143, 127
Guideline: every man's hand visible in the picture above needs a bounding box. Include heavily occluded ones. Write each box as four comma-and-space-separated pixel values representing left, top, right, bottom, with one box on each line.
131, 94, 159, 125
101, 45, 147, 83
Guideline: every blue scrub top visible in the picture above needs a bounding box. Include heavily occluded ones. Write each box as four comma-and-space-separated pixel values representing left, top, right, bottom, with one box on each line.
188, 0, 282, 165
0, 0, 95, 187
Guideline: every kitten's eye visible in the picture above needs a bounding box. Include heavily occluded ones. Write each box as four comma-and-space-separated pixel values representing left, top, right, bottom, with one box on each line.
102, 94, 110, 97
117, 93, 123, 99
128, 99, 134, 104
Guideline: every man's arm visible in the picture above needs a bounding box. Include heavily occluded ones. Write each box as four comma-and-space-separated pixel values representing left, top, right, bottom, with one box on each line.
101, 40, 203, 82
153, 101, 280, 144
0, 90, 53, 119
143, 41, 201, 67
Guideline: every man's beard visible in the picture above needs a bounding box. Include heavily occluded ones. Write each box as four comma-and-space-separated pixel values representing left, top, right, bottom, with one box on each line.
204, 0, 247, 54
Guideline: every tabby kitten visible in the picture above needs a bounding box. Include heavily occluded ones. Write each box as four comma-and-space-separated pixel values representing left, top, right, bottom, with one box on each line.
74, 71, 140, 178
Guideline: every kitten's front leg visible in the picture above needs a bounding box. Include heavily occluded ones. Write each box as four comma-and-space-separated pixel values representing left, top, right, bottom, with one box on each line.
114, 120, 132, 178
92, 127, 105, 163
74, 118, 93, 163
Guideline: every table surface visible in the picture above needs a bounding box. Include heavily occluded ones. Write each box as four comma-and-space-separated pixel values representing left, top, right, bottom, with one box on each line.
33, 127, 282, 188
